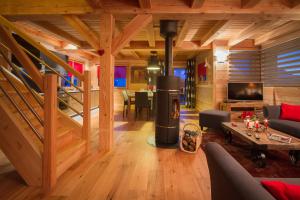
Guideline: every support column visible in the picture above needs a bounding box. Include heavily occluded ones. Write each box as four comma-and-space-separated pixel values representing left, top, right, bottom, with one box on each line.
83, 70, 91, 153
43, 74, 57, 194
99, 14, 114, 152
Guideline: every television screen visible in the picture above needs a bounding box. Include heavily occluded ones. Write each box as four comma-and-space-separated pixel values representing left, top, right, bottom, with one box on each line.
228, 82, 263, 101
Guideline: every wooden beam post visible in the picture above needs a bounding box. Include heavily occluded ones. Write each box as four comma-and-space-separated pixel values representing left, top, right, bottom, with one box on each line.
43, 73, 57, 194
83, 70, 91, 154
112, 14, 152, 56
99, 14, 114, 152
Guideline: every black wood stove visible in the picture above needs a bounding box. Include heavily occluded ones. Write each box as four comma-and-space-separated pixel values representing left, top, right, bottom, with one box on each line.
155, 20, 180, 145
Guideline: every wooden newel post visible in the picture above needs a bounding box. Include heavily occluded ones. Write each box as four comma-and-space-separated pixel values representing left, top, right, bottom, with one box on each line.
83, 70, 91, 153
43, 73, 57, 194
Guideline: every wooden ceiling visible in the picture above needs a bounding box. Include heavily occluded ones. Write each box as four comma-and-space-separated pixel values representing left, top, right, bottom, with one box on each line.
1, 0, 300, 63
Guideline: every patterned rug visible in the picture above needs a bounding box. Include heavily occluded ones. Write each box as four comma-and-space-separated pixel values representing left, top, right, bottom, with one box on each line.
201, 129, 300, 178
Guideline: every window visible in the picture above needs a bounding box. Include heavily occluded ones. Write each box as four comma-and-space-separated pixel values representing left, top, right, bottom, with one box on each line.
114, 66, 127, 87
174, 68, 186, 88
63, 60, 84, 87
228, 50, 261, 82
261, 38, 300, 86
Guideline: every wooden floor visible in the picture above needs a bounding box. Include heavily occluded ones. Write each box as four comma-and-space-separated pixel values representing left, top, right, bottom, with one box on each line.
0, 106, 211, 200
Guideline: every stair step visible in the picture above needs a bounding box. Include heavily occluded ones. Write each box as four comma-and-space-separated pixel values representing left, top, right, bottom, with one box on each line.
57, 126, 79, 150
56, 139, 86, 178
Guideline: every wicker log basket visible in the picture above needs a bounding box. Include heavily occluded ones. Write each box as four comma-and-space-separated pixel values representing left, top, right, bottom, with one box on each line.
179, 123, 202, 154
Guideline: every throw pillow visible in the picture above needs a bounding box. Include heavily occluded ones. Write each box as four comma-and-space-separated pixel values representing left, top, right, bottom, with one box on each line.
280, 103, 300, 122
261, 180, 300, 200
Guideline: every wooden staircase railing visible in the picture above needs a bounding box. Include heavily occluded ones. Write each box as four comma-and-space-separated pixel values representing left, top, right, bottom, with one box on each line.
0, 15, 91, 194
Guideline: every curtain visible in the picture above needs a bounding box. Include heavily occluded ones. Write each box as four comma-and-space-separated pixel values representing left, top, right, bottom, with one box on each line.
261, 38, 300, 86
185, 59, 196, 108
228, 50, 261, 82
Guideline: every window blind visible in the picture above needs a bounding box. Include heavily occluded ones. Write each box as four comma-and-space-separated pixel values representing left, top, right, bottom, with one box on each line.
261, 38, 300, 86
228, 50, 261, 82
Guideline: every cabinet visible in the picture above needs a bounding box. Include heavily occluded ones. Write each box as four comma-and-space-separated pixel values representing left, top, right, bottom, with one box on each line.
220, 101, 266, 122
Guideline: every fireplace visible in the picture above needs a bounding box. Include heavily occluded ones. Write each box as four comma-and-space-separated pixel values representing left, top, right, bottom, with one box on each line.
155, 20, 180, 145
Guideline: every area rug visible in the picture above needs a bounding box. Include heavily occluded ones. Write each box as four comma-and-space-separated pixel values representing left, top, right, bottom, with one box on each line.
201, 130, 300, 178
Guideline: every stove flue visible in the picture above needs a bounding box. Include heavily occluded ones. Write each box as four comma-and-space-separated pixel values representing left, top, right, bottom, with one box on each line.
155, 20, 180, 145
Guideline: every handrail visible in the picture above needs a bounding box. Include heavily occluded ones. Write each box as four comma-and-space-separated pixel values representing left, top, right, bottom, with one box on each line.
0, 83, 43, 142
0, 42, 84, 105
18, 44, 84, 93
0, 48, 44, 108
0, 25, 44, 90
0, 15, 84, 81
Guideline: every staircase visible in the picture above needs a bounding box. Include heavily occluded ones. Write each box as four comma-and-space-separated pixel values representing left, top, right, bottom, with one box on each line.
0, 15, 91, 193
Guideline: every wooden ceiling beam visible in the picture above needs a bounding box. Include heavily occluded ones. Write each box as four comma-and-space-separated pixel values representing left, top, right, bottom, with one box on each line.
94, 3, 300, 16
64, 15, 100, 51
241, 0, 262, 8
262, 29, 300, 49
111, 14, 152, 56
145, 22, 155, 47
131, 51, 140, 59
0, 0, 92, 15
138, 0, 152, 9
201, 20, 231, 46
255, 21, 300, 45
280, 0, 300, 8
13, 21, 63, 48
190, 0, 205, 8
229, 20, 273, 46
32, 21, 83, 47
175, 20, 190, 47
123, 41, 210, 51
86, 0, 103, 8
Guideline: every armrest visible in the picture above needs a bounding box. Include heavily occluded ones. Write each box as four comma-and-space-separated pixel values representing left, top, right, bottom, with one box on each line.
205, 142, 275, 200
263, 106, 281, 119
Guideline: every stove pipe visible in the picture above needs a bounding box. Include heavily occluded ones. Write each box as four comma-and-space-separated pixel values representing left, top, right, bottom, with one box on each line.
160, 20, 177, 76
155, 20, 180, 146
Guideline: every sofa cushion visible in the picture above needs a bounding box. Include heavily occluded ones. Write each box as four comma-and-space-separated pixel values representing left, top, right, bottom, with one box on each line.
199, 110, 230, 130
280, 103, 300, 122
261, 180, 300, 200
263, 106, 281, 119
269, 119, 300, 138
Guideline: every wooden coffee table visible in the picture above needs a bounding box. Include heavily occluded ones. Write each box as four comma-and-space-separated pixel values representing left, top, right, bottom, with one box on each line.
222, 122, 300, 167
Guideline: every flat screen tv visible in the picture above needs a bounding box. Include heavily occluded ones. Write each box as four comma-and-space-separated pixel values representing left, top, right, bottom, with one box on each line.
227, 82, 263, 101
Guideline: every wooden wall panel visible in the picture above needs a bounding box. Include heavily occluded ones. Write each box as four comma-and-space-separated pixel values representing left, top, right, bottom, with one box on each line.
264, 87, 300, 105
195, 50, 214, 111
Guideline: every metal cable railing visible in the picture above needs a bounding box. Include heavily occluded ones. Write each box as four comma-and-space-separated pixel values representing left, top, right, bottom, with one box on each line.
0, 42, 84, 105
0, 67, 44, 126
0, 48, 44, 141
0, 42, 84, 117
0, 49, 44, 108
0, 83, 43, 142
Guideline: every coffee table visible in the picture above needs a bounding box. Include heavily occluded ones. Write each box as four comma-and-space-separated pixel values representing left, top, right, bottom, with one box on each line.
222, 122, 300, 168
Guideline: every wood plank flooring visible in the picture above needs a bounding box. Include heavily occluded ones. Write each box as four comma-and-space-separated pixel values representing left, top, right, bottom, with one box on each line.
0, 107, 211, 200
